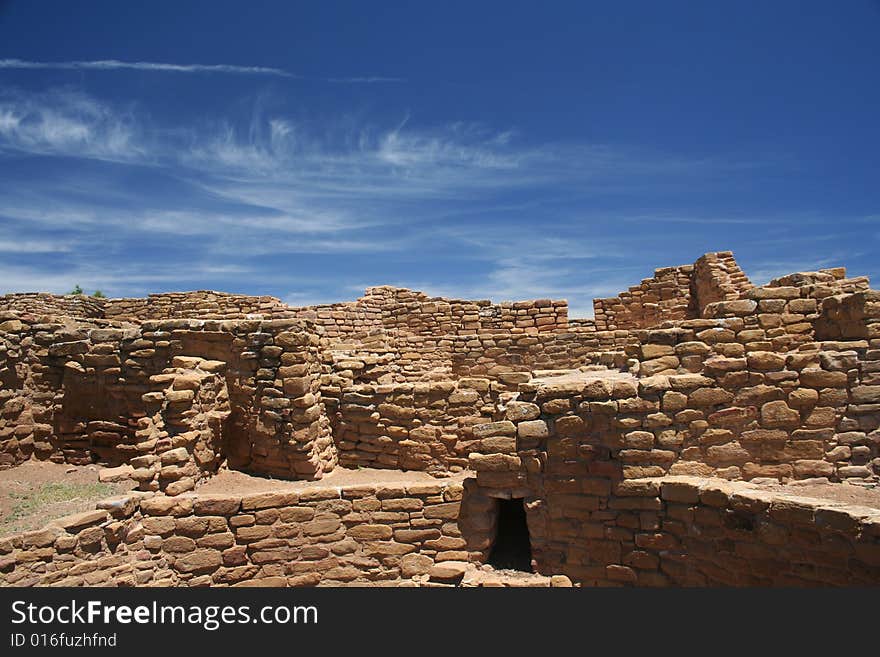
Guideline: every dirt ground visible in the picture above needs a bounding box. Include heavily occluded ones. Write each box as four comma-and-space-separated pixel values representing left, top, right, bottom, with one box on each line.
197, 466, 467, 495
764, 481, 880, 509
0, 461, 134, 535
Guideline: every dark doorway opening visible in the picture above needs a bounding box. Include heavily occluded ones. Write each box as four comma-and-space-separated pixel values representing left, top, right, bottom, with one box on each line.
488, 498, 532, 572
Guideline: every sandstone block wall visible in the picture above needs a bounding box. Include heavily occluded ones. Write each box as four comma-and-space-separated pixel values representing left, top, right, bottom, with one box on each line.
592, 251, 757, 332
4, 250, 880, 588
0, 313, 138, 467
449, 331, 633, 378
129, 357, 230, 495
0, 293, 106, 319
693, 251, 753, 310
462, 378, 880, 586
458, 474, 880, 586
3, 473, 877, 587
611, 476, 880, 586
473, 330, 880, 490
4, 251, 877, 490
103, 291, 294, 321
0, 315, 334, 482
0, 291, 297, 322
331, 379, 502, 473
293, 287, 568, 339
0, 479, 469, 587
593, 264, 697, 332
816, 290, 880, 341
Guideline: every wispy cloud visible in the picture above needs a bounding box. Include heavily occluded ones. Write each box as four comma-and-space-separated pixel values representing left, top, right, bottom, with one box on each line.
0, 59, 408, 84
0, 87, 140, 161
0, 58, 296, 77
1, 83, 854, 309
0, 261, 254, 297
0, 237, 72, 253
326, 77, 407, 83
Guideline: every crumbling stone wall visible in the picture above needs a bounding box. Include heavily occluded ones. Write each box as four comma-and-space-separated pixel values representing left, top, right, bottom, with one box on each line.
4, 250, 880, 589
816, 290, 880, 341
461, 474, 880, 586
693, 251, 753, 311
0, 291, 298, 322
0, 314, 137, 467
608, 476, 880, 586
316, 329, 634, 392
129, 357, 230, 495
591, 251, 759, 332
463, 375, 880, 585
459, 312, 879, 496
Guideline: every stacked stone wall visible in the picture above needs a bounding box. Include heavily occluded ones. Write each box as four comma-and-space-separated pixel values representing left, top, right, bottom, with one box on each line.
292, 287, 568, 340
692, 251, 753, 311
332, 379, 501, 473
0, 293, 106, 319
593, 264, 696, 331
103, 291, 294, 321
0, 315, 334, 481
0, 479, 469, 587
2, 474, 877, 587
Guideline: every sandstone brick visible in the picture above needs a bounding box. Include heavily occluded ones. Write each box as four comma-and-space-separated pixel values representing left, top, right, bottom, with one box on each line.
472, 421, 516, 438
193, 495, 241, 515
348, 524, 393, 540
799, 369, 848, 388
760, 401, 800, 428
174, 548, 221, 573
517, 420, 549, 441
505, 401, 541, 422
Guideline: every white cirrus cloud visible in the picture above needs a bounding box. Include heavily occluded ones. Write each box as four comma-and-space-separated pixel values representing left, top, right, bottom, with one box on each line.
0, 88, 141, 161
0, 58, 296, 77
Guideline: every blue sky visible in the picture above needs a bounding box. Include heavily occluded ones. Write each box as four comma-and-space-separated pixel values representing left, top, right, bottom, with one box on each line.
0, 1, 877, 317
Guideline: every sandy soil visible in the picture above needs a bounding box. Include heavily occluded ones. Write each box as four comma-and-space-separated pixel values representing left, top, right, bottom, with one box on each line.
0, 461, 134, 535
197, 466, 467, 495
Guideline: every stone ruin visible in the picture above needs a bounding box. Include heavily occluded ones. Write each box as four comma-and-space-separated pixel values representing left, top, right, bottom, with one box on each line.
1, 250, 879, 587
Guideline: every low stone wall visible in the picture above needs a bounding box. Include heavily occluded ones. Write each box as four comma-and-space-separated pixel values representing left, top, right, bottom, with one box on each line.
103, 291, 293, 321
2, 474, 877, 587
0, 478, 468, 587
596, 476, 880, 586
293, 287, 568, 340
0, 293, 106, 319
463, 474, 880, 586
